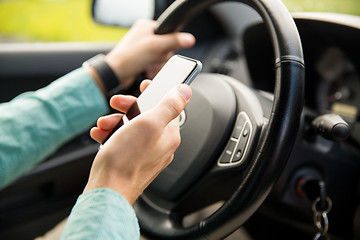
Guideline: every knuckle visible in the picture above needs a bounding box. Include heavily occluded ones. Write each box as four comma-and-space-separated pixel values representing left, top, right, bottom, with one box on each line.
97, 116, 105, 126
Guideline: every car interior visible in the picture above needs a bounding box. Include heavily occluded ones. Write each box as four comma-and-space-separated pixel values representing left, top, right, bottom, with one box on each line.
0, 0, 359, 239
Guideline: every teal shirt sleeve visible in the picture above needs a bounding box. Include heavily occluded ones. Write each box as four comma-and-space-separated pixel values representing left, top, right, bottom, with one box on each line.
61, 188, 140, 240
0, 68, 109, 189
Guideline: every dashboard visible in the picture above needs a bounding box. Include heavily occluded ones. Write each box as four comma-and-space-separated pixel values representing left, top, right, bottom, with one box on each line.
240, 13, 360, 240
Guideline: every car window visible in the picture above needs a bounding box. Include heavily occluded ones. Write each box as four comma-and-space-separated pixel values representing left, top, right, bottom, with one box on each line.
0, 0, 359, 43
0, 0, 127, 43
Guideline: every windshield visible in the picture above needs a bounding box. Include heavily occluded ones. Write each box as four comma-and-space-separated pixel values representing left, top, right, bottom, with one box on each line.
283, 0, 360, 16
0, 0, 359, 43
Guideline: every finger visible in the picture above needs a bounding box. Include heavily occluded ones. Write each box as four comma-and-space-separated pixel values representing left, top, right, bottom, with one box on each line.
90, 127, 110, 143
110, 95, 137, 112
140, 79, 152, 93
97, 113, 124, 131
154, 32, 196, 53
150, 84, 192, 128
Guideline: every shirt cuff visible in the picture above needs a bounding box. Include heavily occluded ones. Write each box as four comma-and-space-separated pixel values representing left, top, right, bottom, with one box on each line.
61, 188, 140, 240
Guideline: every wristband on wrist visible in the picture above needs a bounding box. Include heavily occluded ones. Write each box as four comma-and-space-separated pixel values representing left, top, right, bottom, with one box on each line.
83, 54, 123, 98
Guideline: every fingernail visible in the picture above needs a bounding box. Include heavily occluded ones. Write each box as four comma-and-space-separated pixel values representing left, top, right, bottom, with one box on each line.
178, 84, 192, 101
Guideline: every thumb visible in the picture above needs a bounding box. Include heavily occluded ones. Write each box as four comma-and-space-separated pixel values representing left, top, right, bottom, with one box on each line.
151, 84, 192, 127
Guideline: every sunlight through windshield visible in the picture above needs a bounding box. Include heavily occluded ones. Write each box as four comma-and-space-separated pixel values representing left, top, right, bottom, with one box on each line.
0, 0, 359, 43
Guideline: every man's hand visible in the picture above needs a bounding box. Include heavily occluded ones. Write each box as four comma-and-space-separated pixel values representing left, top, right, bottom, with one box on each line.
105, 20, 196, 89
86, 84, 192, 205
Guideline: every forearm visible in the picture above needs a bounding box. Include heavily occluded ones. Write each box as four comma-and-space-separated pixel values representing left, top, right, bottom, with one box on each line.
0, 68, 108, 189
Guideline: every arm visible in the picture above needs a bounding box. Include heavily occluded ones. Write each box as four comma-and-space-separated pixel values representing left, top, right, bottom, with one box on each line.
61, 84, 192, 239
0, 68, 108, 189
0, 19, 195, 190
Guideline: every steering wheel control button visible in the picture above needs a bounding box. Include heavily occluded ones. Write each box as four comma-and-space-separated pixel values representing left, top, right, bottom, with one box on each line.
219, 140, 237, 164
218, 112, 252, 166
232, 124, 250, 163
232, 114, 246, 139
243, 124, 250, 138
242, 127, 249, 137
232, 125, 243, 139
234, 149, 243, 160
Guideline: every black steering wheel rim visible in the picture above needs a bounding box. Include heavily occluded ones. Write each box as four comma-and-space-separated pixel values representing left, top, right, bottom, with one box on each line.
136, 0, 305, 239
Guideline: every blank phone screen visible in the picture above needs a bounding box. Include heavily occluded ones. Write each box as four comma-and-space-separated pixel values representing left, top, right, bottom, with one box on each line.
126, 55, 199, 119
101, 55, 201, 143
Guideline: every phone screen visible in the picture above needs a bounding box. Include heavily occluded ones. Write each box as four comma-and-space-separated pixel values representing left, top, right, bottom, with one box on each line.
126, 55, 202, 119
102, 55, 201, 144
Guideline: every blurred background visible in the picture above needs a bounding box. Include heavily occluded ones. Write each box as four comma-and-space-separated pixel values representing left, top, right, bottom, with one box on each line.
0, 0, 359, 43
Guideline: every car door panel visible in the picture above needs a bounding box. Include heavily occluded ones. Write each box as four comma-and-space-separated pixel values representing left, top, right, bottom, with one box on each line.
0, 42, 113, 240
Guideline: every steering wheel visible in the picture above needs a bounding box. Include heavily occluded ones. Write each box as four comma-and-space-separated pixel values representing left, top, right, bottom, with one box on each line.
135, 0, 305, 239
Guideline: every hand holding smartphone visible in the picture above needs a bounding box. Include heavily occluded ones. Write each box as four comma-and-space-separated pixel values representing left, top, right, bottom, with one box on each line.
102, 55, 202, 144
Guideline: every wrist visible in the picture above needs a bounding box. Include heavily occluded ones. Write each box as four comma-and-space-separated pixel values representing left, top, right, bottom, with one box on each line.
84, 174, 140, 206
83, 54, 123, 99
85, 65, 107, 97
104, 54, 135, 89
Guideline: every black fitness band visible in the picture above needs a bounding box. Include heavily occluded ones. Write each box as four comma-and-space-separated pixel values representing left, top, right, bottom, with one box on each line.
83, 54, 123, 98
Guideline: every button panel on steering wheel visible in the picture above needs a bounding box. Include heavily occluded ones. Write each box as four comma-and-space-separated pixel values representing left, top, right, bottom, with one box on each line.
218, 112, 252, 166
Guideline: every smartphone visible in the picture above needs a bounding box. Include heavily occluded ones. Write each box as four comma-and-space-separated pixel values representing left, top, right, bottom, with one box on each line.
102, 54, 202, 144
